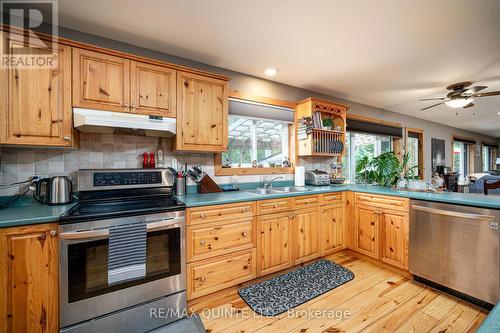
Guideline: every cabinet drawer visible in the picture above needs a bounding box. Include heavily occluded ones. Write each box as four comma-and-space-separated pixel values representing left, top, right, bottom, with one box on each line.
293, 195, 320, 209
257, 198, 293, 215
187, 249, 256, 299
187, 218, 255, 262
187, 202, 255, 225
355, 193, 408, 212
320, 192, 345, 205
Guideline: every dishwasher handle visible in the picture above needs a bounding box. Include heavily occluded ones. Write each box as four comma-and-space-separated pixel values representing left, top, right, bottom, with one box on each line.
412, 205, 496, 221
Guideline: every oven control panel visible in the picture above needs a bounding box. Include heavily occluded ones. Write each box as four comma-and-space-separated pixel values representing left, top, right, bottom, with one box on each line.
93, 171, 163, 186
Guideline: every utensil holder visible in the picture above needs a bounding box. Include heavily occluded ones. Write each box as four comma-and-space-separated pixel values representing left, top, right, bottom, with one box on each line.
175, 177, 186, 196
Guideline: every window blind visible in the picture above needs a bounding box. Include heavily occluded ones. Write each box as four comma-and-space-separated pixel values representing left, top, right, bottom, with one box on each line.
346, 119, 403, 138
229, 98, 294, 123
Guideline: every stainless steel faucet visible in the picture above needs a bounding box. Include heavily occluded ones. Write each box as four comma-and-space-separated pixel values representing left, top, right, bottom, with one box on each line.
262, 175, 283, 189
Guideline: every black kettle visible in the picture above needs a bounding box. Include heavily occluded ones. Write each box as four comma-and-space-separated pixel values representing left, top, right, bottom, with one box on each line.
34, 176, 73, 205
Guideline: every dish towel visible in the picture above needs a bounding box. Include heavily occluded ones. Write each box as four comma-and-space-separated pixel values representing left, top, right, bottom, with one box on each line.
108, 222, 147, 285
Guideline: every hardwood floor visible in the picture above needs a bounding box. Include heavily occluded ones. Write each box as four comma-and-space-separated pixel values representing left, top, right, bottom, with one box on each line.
200, 251, 487, 333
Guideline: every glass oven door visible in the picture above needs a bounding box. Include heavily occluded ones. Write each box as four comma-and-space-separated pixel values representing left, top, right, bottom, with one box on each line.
59, 212, 185, 328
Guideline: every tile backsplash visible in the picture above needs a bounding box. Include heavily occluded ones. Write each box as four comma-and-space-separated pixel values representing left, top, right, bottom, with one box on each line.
0, 133, 334, 196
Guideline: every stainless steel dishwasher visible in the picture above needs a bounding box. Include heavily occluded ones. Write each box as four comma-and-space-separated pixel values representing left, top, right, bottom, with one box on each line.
410, 200, 499, 305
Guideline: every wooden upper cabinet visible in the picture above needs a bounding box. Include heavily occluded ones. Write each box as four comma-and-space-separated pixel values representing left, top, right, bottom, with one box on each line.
176, 71, 228, 152
0, 223, 59, 333
73, 48, 130, 112
130, 61, 176, 117
354, 204, 379, 259
0, 33, 73, 146
292, 207, 320, 265
380, 210, 409, 269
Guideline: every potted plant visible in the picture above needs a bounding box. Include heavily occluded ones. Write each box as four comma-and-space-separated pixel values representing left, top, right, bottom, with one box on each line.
355, 152, 417, 186
322, 117, 333, 130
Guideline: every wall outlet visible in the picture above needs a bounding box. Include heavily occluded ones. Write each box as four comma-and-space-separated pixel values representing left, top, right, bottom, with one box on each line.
171, 158, 178, 171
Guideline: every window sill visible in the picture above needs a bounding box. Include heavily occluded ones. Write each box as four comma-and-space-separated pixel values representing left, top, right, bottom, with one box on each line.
214, 165, 294, 176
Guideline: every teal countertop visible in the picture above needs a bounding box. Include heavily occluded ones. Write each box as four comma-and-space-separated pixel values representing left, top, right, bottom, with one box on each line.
177, 184, 500, 209
1, 184, 499, 228
0, 196, 77, 228
478, 301, 500, 333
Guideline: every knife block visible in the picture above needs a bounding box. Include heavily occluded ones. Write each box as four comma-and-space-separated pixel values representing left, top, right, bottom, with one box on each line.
197, 174, 223, 194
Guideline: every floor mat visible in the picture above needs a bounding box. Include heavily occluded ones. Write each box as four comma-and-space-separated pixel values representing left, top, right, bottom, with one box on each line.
238, 259, 354, 316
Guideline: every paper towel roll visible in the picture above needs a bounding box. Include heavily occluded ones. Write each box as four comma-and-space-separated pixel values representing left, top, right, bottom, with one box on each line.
295, 166, 305, 186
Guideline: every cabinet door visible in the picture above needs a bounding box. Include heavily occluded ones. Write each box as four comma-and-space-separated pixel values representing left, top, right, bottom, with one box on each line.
0, 224, 58, 333
176, 71, 228, 152
0, 33, 73, 146
292, 207, 320, 265
354, 204, 379, 259
257, 212, 292, 276
73, 48, 130, 112
321, 204, 345, 255
380, 210, 409, 269
130, 61, 176, 117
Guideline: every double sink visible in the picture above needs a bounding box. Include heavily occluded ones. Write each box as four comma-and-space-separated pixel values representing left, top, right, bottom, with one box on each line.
245, 186, 312, 195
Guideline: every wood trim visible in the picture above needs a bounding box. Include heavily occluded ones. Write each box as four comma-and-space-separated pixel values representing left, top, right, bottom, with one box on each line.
407, 128, 425, 179
229, 91, 297, 109
1, 24, 229, 81
452, 135, 477, 144
347, 113, 403, 129
296, 97, 350, 110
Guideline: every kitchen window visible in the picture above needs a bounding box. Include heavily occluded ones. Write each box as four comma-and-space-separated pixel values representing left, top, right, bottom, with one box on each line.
452, 138, 476, 182
407, 129, 424, 179
215, 96, 295, 175
343, 131, 394, 183
482, 144, 498, 171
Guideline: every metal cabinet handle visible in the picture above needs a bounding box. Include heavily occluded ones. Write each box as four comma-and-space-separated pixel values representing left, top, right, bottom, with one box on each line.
49, 230, 57, 237
199, 277, 206, 282
63, 136, 71, 141
200, 240, 206, 246
199, 213, 206, 219
241, 208, 247, 213
412, 205, 495, 220
242, 232, 248, 237
273, 204, 278, 208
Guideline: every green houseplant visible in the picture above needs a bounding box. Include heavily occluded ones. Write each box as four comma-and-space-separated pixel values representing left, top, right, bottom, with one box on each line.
322, 117, 333, 130
355, 152, 417, 186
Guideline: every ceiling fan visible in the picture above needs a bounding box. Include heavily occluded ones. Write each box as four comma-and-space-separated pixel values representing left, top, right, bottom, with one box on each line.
419, 81, 500, 111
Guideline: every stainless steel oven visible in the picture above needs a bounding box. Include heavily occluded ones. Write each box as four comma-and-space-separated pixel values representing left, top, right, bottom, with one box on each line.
59, 210, 185, 332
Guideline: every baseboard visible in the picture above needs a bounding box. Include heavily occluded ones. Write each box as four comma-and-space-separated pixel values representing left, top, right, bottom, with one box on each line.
345, 249, 413, 279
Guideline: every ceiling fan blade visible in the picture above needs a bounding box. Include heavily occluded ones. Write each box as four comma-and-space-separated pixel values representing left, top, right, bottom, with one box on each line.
418, 97, 446, 101
463, 86, 487, 95
463, 102, 474, 108
474, 91, 500, 98
420, 102, 443, 111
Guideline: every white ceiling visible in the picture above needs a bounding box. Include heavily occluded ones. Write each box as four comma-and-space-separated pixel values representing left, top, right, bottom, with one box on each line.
57, 0, 500, 138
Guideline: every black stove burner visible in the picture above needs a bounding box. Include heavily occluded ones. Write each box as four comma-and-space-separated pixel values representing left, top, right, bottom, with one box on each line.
60, 188, 185, 223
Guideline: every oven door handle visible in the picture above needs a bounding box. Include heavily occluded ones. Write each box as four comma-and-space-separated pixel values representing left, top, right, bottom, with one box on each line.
59, 217, 184, 240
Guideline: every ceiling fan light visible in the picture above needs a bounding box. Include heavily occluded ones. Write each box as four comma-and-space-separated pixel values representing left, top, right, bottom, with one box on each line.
445, 98, 474, 108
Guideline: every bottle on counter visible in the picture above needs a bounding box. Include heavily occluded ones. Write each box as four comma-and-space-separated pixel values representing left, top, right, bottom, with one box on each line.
149, 152, 155, 169
142, 152, 149, 169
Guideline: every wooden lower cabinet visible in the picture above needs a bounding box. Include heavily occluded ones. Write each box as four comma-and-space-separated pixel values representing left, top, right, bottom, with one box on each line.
320, 204, 345, 255
0, 223, 59, 333
187, 248, 256, 299
354, 204, 379, 259
292, 207, 320, 265
380, 210, 409, 269
257, 212, 292, 276
187, 217, 255, 262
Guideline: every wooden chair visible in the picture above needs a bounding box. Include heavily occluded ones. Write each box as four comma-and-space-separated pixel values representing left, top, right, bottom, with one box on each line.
484, 180, 500, 195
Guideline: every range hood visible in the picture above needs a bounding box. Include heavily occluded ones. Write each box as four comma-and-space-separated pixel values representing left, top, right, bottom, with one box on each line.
73, 108, 176, 137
